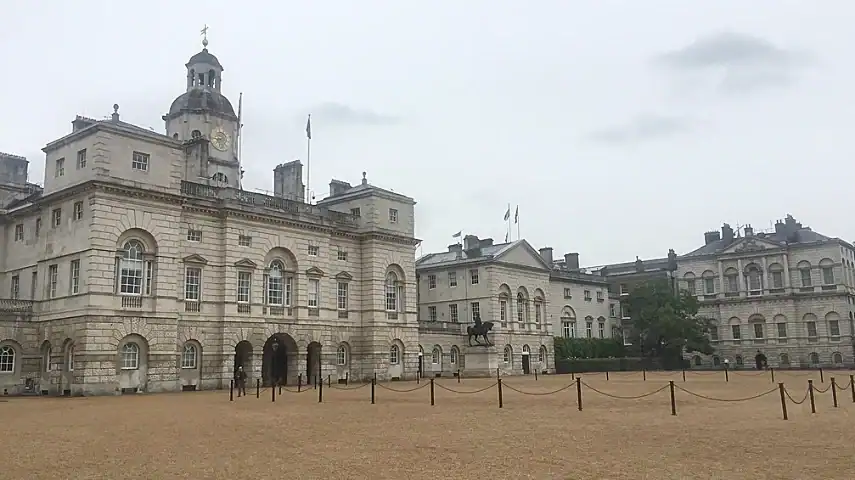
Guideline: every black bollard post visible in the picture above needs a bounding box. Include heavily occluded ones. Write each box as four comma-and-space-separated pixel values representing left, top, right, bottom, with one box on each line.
374, 372, 377, 385
771, 368, 775, 384
278, 384, 282, 396
682, 369, 686, 382
371, 378, 375, 404
643, 369, 647, 381
571, 372, 575, 380
298, 374, 303, 393
725, 368, 729, 383
272, 383, 276, 402
314, 375, 318, 390
318, 378, 323, 403
457, 369, 461, 383
851, 374, 855, 403
497, 379, 503, 408
345, 372, 349, 386
669, 381, 676, 416
831, 378, 838, 408
230, 380, 234, 401
820, 368, 824, 383
576, 377, 583, 411
808, 379, 816, 414
328, 374, 331, 388
496, 368, 500, 379
605, 371, 609, 381
778, 383, 788, 420
430, 378, 435, 406
417, 371, 420, 384
256, 379, 260, 398
535, 370, 539, 381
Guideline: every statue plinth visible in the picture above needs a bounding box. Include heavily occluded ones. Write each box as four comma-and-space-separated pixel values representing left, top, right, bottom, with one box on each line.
462, 346, 499, 378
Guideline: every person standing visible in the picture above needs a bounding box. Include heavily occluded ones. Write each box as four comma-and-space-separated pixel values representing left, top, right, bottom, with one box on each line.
235, 365, 247, 397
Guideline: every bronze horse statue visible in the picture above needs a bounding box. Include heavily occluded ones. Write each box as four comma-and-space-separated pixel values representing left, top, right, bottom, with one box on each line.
467, 321, 494, 347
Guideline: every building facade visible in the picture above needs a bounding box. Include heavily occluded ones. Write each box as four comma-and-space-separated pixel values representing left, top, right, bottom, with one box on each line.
677, 217, 855, 369
0, 40, 420, 396
415, 236, 614, 376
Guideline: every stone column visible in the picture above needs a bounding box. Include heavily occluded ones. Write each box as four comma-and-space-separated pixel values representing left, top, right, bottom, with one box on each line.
718, 260, 725, 296
737, 259, 744, 296
783, 253, 791, 290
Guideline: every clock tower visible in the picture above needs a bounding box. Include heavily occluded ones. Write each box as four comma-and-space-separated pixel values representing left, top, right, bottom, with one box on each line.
163, 29, 241, 188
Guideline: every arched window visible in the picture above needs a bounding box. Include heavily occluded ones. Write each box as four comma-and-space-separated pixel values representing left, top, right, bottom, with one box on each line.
522, 345, 530, 355
385, 272, 399, 312
212, 172, 228, 184
43, 345, 52, 372
266, 261, 293, 306
181, 343, 197, 369
389, 345, 400, 365
119, 240, 148, 295
516, 293, 526, 323
745, 264, 762, 293
539, 345, 547, 363
798, 261, 812, 287
450, 346, 458, 364
832, 352, 843, 365
191, 130, 202, 139
67, 345, 74, 372
431, 347, 440, 364
0, 345, 15, 372
809, 352, 820, 365
693, 355, 702, 366
121, 343, 140, 370
779, 353, 790, 366
734, 355, 743, 366
712, 355, 721, 367
337, 345, 348, 366
503, 346, 512, 364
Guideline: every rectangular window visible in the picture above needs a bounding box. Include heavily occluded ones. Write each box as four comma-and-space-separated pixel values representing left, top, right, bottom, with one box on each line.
709, 326, 719, 341
308, 279, 319, 308
598, 322, 605, 338
704, 278, 715, 294
753, 323, 764, 339
499, 300, 507, 323
14, 224, 23, 241
337, 249, 348, 261
563, 288, 572, 298
584, 290, 592, 301
731, 324, 741, 340
337, 282, 348, 310
771, 271, 783, 289
428, 306, 437, 321
619, 284, 628, 295
535, 303, 542, 324
184, 267, 201, 301
562, 321, 572, 338
76, 149, 87, 169
801, 269, 812, 287
471, 302, 480, 321
70, 260, 80, 295
132, 151, 149, 171
237, 271, 251, 303
31, 271, 37, 300
308, 245, 319, 257
350, 207, 361, 217
51, 208, 62, 228
48, 264, 58, 298
187, 229, 202, 242
35, 218, 41, 237
428, 274, 436, 289
389, 208, 398, 223
586, 321, 593, 338
726, 276, 738, 293
822, 267, 835, 285
55, 158, 65, 177
609, 303, 617, 318
470, 269, 479, 285
686, 280, 696, 294
448, 271, 457, 287
238, 235, 252, 247
596, 291, 604, 302
807, 321, 818, 337
830, 320, 840, 337
11, 275, 19, 299
449, 304, 459, 322
73, 201, 83, 220
777, 322, 787, 338
145, 261, 153, 295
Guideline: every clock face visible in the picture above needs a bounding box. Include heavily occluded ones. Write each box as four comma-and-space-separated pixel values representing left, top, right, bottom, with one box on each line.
210, 127, 231, 152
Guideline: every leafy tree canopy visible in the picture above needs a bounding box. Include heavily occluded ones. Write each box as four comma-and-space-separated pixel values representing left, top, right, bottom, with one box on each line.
624, 280, 714, 365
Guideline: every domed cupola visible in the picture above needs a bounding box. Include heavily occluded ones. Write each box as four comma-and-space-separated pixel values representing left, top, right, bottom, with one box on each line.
163, 30, 236, 122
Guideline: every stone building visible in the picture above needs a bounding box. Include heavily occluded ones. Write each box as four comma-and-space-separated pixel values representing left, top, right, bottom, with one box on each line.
676, 216, 855, 369
0, 39, 419, 396
414, 235, 613, 376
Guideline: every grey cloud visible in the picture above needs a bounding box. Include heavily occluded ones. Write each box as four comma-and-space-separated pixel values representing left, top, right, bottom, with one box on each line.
307, 102, 401, 126
653, 32, 814, 93
586, 114, 694, 145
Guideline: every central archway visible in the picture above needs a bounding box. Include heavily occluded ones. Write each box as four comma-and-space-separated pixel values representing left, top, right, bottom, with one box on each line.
262, 334, 297, 386
234, 341, 253, 380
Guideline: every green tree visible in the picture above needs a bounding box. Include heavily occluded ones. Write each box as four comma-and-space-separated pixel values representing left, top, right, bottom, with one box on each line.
554, 337, 625, 360
624, 280, 714, 368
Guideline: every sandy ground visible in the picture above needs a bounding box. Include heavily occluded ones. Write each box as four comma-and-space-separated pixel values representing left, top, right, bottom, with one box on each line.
1, 369, 854, 480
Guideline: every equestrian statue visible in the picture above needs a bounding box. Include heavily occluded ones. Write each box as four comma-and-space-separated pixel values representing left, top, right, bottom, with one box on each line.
467, 313, 494, 347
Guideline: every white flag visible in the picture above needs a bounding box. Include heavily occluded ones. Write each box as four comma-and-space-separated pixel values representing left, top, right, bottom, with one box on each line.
452, 231, 462, 238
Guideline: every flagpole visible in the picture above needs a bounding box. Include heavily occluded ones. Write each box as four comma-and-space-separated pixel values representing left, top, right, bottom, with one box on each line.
305, 114, 311, 203
517, 207, 521, 241
507, 202, 511, 242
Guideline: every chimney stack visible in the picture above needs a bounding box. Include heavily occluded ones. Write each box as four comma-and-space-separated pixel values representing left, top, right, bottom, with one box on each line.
463, 235, 481, 256
538, 247, 554, 266
704, 230, 721, 245
744, 224, 754, 237
721, 223, 734, 243
564, 253, 580, 271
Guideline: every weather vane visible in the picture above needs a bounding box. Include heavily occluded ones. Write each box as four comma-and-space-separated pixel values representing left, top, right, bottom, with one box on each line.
201, 24, 209, 48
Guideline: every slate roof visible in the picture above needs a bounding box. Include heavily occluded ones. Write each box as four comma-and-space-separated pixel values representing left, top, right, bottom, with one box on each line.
682, 226, 833, 258
415, 241, 520, 268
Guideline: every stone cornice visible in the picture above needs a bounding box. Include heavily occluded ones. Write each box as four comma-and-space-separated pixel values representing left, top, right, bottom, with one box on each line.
43, 121, 181, 154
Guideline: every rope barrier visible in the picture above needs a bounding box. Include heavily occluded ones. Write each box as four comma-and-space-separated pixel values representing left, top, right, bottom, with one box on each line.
733, 371, 768, 377
434, 382, 498, 395
582, 381, 668, 400
329, 383, 371, 391
280, 386, 313, 394
835, 381, 852, 391
501, 382, 576, 396
375, 382, 430, 393
812, 383, 832, 394
784, 387, 810, 405
675, 384, 778, 402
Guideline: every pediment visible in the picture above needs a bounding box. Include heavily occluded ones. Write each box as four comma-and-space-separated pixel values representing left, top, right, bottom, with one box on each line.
305, 266, 326, 277
494, 241, 551, 271
722, 237, 782, 255
233, 258, 258, 269
334, 271, 353, 281
182, 254, 208, 265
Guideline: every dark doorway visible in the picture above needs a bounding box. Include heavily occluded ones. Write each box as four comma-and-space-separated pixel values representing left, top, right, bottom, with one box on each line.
262, 334, 295, 386
306, 342, 322, 384
522, 354, 531, 374
234, 341, 253, 380
755, 352, 767, 370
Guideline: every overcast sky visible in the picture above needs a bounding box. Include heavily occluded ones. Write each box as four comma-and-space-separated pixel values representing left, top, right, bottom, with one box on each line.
3, 1, 853, 267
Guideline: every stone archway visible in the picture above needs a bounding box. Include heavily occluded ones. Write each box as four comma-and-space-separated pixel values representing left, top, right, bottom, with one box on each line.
306, 342, 322, 385
262, 334, 297, 386
754, 351, 767, 370
234, 341, 253, 381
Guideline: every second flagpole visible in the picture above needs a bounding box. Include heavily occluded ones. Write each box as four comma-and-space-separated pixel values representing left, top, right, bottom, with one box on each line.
306, 114, 312, 203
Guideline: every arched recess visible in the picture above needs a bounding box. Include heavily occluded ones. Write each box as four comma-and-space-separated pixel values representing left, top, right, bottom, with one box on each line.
261, 333, 297, 386
539, 345, 548, 368
115, 229, 158, 297
234, 340, 253, 381
116, 334, 149, 393
832, 352, 843, 365
516, 287, 529, 324
692, 355, 702, 366
533, 288, 546, 328
385, 265, 406, 319
430, 345, 442, 373
503, 345, 513, 366
179, 339, 202, 390
779, 353, 790, 367
264, 247, 298, 311
40, 340, 52, 374
498, 284, 512, 324
335, 342, 351, 383
809, 352, 820, 366
306, 341, 322, 383
387, 339, 405, 380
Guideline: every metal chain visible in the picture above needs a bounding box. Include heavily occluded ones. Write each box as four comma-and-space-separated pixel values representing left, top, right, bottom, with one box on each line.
582, 382, 668, 400
812, 383, 831, 394
835, 381, 852, 391
502, 382, 576, 396
434, 382, 498, 395
675, 384, 777, 402
281, 386, 313, 394
375, 382, 430, 393
784, 387, 809, 405
329, 383, 371, 391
